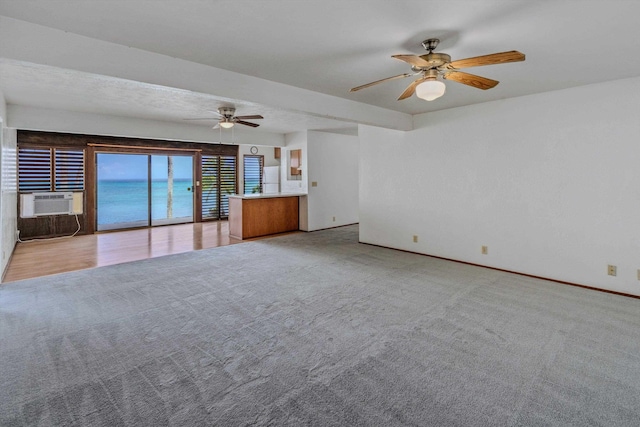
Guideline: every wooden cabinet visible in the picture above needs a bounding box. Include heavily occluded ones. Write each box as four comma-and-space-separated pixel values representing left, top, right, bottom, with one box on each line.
229, 196, 299, 239
290, 149, 302, 176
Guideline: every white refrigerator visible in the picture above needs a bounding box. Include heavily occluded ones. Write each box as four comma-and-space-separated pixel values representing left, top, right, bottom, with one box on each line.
262, 166, 280, 193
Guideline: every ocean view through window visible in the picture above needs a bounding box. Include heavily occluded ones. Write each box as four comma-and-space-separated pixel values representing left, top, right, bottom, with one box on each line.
97, 153, 194, 230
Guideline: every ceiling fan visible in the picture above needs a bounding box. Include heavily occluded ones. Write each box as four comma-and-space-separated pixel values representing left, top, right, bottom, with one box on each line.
350, 38, 525, 101
185, 107, 263, 128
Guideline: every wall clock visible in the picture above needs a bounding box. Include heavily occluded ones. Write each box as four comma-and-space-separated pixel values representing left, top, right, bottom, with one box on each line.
250, 146, 258, 154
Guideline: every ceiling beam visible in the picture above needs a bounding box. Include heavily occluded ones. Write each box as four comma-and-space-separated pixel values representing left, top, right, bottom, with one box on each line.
0, 16, 413, 131
8, 105, 286, 146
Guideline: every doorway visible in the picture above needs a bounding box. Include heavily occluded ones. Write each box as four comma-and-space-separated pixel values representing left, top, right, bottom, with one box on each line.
96, 153, 194, 231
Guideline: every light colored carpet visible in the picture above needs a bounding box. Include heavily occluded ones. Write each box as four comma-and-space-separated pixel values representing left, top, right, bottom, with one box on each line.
2, 224, 640, 426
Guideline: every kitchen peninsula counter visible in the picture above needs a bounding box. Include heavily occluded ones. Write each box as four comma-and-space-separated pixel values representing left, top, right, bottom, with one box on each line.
228, 193, 306, 239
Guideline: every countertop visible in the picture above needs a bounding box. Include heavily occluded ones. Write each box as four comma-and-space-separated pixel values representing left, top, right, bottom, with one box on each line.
228, 192, 307, 200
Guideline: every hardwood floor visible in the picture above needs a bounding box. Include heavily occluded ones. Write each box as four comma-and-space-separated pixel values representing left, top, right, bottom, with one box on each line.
3, 221, 286, 283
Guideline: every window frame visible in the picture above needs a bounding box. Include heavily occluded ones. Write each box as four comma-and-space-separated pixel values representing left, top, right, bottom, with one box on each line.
243, 155, 264, 195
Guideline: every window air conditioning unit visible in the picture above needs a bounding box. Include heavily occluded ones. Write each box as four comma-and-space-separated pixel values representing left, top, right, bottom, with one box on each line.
20, 192, 83, 218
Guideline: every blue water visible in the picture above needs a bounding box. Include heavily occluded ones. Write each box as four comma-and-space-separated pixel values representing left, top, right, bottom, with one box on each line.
244, 179, 261, 194
97, 179, 194, 226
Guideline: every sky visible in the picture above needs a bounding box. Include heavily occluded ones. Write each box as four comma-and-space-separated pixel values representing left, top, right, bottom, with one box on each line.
97, 154, 193, 180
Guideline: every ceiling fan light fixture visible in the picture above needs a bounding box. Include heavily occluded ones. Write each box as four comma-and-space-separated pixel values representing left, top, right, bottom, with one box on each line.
219, 121, 234, 129
416, 79, 446, 101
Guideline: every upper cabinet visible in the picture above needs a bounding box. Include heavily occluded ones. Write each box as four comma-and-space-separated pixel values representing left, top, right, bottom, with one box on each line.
289, 149, 302, 179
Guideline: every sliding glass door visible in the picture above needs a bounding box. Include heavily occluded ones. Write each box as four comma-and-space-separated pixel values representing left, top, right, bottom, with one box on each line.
96, 153, 194, 231
97, 154, 149, 231
151, 155, 194, 226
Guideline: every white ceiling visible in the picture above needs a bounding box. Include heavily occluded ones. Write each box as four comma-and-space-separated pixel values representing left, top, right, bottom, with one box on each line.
0, 59, 356, 134
1, 0, 640, 134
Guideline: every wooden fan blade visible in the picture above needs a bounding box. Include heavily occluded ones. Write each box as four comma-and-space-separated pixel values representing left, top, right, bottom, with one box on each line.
236, 120, 260, 128
350, 73, 413, 92
392, 54, 431, 68
448, 51, 525, 69
397, 77, 428, 100
234, 115, 263, 120
443, 71, 499, 90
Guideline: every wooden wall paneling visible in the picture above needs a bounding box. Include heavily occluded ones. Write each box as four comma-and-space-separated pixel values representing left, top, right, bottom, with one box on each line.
18, 130, 88, 148
85, 145, 96, 234
18, 130, 239, 156
17, 213, 87, 239
17, 215, 53, 239
57, 213, 84, 235
88, 144, 200, 155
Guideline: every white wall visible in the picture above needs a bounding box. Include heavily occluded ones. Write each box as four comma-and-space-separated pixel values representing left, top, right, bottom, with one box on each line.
1, 129, 17, 277
237, 144, 280, 194
306, 131, 359, 231
0, 91, 6, 124
280, 130, 359, 232
360, 76, 640, 296
281, 132, 308, 194
282, 132, 309, 229
0, 90, 17, 277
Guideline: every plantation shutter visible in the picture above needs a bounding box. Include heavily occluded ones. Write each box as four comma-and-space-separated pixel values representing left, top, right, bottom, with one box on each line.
201, 154, 236, 220
201, 155, 219, 220
18, 148, 52, 192
243, 155, 263, 194
55, 149, 84, 191
219, 155, 236, 219
19, 147, 85, 193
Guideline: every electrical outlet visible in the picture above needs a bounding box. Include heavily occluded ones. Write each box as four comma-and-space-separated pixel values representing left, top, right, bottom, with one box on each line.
332, 216, 336, 222
608, 265, 617, 276
311, 181, 318, 187
413, 235, 418, 243
481, 246, 488, 255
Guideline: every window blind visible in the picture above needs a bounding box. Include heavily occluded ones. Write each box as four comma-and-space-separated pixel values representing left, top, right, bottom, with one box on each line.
201, 154, 237, 220
18, 148, 52, 192
219, 155, 237, 219
18, 147, 85, 193
243, 155, 263, 194
55, 149, 85, 191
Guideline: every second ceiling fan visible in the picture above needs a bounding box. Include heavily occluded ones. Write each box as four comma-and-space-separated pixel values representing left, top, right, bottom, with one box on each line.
351, 38, 525, 101
185, 107, 263, 129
